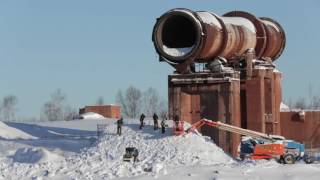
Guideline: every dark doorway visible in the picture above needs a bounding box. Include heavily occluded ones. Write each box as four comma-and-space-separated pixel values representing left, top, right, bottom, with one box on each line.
240, 89, 247, 129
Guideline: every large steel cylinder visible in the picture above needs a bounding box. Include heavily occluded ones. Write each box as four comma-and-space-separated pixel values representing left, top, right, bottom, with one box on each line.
152, 8, 286, 64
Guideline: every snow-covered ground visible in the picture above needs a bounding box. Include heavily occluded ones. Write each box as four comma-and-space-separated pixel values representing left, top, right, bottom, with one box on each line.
0, 116, 320, 180
0, 121, 37, 140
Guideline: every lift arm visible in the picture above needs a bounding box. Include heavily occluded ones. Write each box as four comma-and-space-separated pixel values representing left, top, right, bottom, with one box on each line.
186, 119, 275, 143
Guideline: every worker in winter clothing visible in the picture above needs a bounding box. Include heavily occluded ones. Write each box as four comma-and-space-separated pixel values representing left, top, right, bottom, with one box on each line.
117, 117, 123, 135
153, 113, 159, 130
139, 113, 145, 129
161, 119, 166, 134
133, 148, 139, 163
174, 114, 180, 130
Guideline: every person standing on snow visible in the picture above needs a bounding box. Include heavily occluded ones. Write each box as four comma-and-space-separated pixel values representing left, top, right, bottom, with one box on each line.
161, 119, 166, 134
117, 117, 123, 135
139, 113, 145, 129
174, 114, 180, 130
153, 113, 159, 130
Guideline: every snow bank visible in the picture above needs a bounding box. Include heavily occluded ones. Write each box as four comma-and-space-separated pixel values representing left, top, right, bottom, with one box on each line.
80, 112, 106, 119
0, 122, 36, 140
9, 147, 63, 164
1, 119, 232, 179
67, 120, 233, 179
1, 119, 320, 180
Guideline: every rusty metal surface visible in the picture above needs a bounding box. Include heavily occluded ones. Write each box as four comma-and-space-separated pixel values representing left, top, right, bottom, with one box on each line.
260, 17, 286, 61
273, 72, 282, 134
153, 8, 286, 65
244, 73, 266, 133
152, 8, 203, 64
168, 68, 283, 156
196, 11, 225, 61
168, 73, 241, 157
223, 11, 267, 59
240, 69, 282, 135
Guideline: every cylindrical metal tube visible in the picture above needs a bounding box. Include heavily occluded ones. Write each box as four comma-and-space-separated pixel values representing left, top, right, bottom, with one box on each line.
152, 8, 286, 64
219, 16, 257, 59
260, 17, 286, 60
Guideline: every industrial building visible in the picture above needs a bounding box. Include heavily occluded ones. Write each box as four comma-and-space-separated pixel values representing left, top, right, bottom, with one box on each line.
79, 105, 121, 119
280, 111, 320, 149
152, 8, 319, 156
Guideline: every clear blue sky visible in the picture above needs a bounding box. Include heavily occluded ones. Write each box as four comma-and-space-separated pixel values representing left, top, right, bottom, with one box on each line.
0, 0, 319, 118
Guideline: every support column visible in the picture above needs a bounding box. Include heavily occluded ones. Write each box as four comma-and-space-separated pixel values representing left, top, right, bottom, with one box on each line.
246, 69, 266, 133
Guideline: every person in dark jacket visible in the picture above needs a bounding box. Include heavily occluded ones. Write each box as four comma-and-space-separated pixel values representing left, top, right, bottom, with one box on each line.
174, 114, 180, 130
153, 113, 159, 130
133, 148, 139, 163
139, 113, 145, 129
117, 117, 123, 135
161, 119, 166, 134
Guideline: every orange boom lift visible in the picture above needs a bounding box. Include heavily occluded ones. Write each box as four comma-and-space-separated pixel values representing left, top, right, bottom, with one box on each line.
175, 119, 285, 160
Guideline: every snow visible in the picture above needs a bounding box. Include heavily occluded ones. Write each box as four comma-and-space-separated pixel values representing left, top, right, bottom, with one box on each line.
9, 147, 63, 164
0, 121, 36, 140
280, 102, 290, 112
0, 119, 320, 179
163, 45, 194, 57
221, 17, 256, 33
274, 68, 281, 73
65, 119, 233, 179
80, 112, 106, 119
198, 12, 222, 27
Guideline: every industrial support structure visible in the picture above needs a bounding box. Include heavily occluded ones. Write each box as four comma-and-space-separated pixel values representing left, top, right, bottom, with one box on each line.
152, 8, 286, 156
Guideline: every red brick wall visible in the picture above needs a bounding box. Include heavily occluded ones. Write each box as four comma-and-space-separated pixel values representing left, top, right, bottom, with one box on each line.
80, 105, 121, 119
280, 111, 320, 148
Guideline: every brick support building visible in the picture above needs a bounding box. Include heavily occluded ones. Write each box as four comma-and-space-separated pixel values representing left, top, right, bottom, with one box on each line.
79, 105, 121, 119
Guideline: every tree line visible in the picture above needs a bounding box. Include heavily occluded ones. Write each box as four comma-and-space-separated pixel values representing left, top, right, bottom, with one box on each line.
0, 86, 167, 122
285, 85, 320, 110
115, 86, 167, 119
286, 96, 320, 110
0, 89, 78, 122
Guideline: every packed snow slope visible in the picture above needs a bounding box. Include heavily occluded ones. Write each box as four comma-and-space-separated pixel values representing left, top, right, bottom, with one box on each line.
0, 121, 36, 140
0, 118, 320, 180
66, 119, 233, 179
0, 119, 233, 179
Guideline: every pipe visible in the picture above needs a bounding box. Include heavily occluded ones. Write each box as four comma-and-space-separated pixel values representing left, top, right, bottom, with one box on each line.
152, 8, 286, 64
260, 17, 286, 60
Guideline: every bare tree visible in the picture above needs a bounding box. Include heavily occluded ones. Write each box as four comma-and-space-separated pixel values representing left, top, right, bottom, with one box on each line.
96, 96, 105, 105
309, 95, 320, 110
64, 106, 78, 121
116, 86, 168, 119
116, 86, 142, 118
286, 97, 294, 109
125, 86, 142, 118
0, 95, 18, 121
116, 90, 128, 117
143, 87, 160, 116
41, 89, 66, 121
306, 84, 320, 110
294, 97, 307, 109
158, 99, 168, 120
